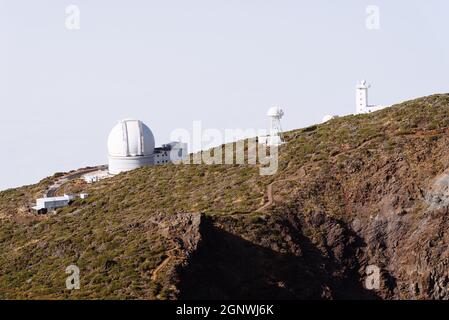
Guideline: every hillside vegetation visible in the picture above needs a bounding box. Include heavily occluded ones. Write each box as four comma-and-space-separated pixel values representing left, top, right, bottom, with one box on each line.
2, 94, 449, 299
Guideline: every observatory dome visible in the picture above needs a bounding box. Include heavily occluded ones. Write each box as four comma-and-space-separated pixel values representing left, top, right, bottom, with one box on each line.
107, 119, 155, 174
108, 119, 155, 157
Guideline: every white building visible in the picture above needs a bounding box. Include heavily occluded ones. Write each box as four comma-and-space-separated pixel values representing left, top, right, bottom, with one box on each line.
356, 80, 389, 114
107, 119, 188, 175
32, 194, 75, 214
154, 141, 188, 165
32, 193, 89, 214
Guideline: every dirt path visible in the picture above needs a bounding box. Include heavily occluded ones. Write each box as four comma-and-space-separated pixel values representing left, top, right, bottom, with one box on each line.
14, 239, 41, 252
256, 183, 274, 212
256, 180, 294, 213
256, 175, 305, 213
150, 250, 175, 282
148, 218, 176, 282
255, 137, 379, 212
255, 129, 444, 213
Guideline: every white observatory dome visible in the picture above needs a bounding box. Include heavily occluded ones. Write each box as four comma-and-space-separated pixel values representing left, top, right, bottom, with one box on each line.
107, 119, 155, 174
108, 119, 155, 157
267, 106, 284, 118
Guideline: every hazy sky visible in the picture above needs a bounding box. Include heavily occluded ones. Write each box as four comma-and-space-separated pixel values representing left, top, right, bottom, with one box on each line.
1, 0, 449, 190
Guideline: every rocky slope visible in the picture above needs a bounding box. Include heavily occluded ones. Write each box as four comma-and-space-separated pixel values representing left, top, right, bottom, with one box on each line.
2, 94, 449, 299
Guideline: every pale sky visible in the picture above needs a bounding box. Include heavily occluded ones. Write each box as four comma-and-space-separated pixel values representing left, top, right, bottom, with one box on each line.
1, 0, 449, 190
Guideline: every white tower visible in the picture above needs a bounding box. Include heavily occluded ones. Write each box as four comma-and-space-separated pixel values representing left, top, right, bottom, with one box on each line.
356, 80, 370, 114
266, 106, 285, 146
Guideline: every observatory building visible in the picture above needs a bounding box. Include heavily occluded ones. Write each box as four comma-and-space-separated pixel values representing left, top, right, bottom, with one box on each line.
260, 106, 285, 146
356, 80, 390, 114
321, 80, 390, 121
107, 119, 187, 175
107, 119, 156, 174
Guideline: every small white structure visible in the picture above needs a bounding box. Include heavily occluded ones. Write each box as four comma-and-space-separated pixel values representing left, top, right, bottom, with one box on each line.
83, 170, 111, 183
356, 80, 389, 114
32, 193, 88, 213
322, 114, 338, 123
107, 119, 188, 175
32, 194, 74, 213
260, 106, 285, 146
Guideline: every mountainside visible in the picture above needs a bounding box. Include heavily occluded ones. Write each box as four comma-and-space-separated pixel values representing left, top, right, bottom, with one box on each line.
2, 94, 449, 299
